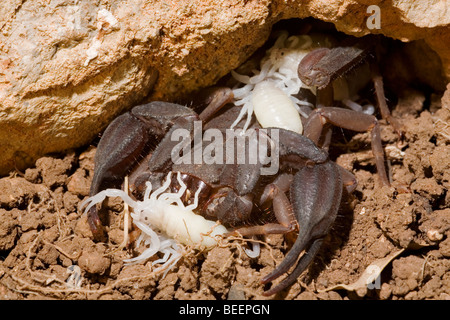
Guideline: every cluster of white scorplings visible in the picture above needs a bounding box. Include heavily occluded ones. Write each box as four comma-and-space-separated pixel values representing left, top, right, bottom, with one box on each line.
230, 31, 375, 133
230, 31, 318, 133
82, 172, 229, 275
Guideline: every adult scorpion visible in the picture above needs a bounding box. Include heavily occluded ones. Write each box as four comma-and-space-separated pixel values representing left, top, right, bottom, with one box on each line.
83, 31, 402, 296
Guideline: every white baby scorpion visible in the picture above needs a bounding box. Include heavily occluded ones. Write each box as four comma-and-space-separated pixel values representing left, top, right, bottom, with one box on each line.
251, 81, 304, 134
230, 31, 318, 133
81, 171, 229, 273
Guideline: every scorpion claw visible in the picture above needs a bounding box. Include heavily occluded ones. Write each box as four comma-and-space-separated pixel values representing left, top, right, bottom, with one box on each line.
262, 160, 342, 296
262, 238, 324, 296
87, 206, 107, 241
87, 102, 198, 239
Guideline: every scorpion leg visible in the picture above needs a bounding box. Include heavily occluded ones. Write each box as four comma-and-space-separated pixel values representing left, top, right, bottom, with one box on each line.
196, 87, 234, 123
304, 107, 390, 187
232, 174, 297, 236
262, 160, 343, 296
338, 165, 358, 194
370, 63, 404, 139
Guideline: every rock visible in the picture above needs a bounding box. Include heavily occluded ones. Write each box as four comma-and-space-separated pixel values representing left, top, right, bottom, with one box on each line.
35, 154, 74, 188
78, 244, 111, 275
1, 0, 449, 175
67, 168, 91, 196
0, 177, 48, 208
0, 209, 18, 251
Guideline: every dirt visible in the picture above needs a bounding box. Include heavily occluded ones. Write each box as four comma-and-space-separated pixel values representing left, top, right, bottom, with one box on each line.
1, 85, 450, 300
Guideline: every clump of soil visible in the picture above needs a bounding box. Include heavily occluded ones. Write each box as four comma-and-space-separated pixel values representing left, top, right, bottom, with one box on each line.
1, 84, 449, 299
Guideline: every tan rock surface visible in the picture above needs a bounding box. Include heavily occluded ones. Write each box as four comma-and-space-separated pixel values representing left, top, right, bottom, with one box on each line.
1, 0, 449, 175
